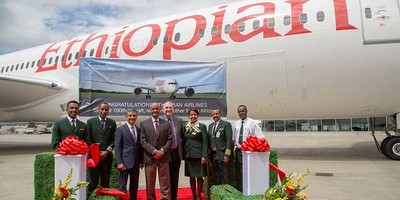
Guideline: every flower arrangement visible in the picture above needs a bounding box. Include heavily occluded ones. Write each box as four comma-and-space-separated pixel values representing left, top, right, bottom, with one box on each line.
265, 169, 310, 200
52, 168, 88, 200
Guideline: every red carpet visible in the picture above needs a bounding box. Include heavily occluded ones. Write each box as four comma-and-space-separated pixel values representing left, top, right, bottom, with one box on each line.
137, 188, 205, 200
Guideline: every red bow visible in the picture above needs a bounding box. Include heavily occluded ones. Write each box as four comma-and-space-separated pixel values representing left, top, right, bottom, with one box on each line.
240, 135, 270, 152
96, 186, 129, 200
55, 136, 100, 168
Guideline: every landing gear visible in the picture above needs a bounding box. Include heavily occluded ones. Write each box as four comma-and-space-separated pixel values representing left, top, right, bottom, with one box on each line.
170, 94, 176, 99
371, 117, 400, 160
146, 95, 151, 99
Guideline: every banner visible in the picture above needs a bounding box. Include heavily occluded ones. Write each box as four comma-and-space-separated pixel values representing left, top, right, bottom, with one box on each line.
79, 58, 226, 117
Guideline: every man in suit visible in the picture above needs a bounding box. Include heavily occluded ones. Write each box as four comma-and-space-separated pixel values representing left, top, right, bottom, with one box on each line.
140, 102, 173, 200
52, 100, 91, 150
208, 108, 233, 185
86, 102, 117, 197
161, 101, 184, 200
115, 109, 143, 200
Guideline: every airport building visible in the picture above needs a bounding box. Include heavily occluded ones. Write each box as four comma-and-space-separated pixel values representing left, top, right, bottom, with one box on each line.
260, 116, 393, 132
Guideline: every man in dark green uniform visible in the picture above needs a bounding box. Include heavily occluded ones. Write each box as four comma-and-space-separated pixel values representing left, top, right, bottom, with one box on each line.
208, 108, 233, 185
51, 100, 91, 150
86, 102, 117, 197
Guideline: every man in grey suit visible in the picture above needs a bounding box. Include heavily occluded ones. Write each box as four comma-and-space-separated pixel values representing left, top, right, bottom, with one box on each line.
140, 102, 173, 200
115, 109, 143, 200
161, 101, 184, 200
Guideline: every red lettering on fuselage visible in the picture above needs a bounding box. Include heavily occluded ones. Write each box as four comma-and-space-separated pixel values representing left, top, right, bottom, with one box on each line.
36, 0, 357, 73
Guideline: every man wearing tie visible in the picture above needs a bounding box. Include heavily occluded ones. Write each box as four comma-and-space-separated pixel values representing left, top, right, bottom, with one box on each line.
51, 100, 91, 150
233, 105, 264, 192
115, 109, 143, 200
161, 101, 184, 200
86, 102, 117, 197
208, 108, 233, 185
140, 102, 173, 200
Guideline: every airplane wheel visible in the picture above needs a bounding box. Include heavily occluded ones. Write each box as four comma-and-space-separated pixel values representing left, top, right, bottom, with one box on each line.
384, 136, 400, 160
380, 136, 393, 159
146, 95, 151, 99
170, 95, 176, 99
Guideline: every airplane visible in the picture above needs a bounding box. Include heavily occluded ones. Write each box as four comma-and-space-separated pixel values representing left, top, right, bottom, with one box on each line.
89, 74, 218, 99
1, 0, 400, 158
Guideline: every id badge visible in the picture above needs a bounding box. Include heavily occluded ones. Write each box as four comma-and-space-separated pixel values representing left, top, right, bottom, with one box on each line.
216, 131, 220, 138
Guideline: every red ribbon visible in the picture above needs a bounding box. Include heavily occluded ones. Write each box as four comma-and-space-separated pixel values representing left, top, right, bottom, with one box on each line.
55, 136, 100, 168
240, 135, 270, 152
96, 186, 129, 200
269, 163, 295, 195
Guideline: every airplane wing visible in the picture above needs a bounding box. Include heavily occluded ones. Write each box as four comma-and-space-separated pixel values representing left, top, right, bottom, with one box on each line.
0, 74, 63, 109
178, 83, 219, 89
90, 80, 156, 91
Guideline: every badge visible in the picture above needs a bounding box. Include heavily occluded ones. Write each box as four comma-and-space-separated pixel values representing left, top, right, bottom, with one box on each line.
216, 131, 220, 138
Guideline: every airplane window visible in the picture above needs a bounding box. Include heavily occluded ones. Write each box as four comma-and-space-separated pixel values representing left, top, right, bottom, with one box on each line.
238, 22, 245, 32
55, 56, 59, 63
211, 27, 218, 36
317, 11, 325, 22
11, 65, 14, 71
20, 63, 24, 70
90, 49, 94, 57
26, 62, 30, 69
174, 33, 180, 42
253, 20, 260, 30
61, 55, 65, 62
83, 50, 87, 57
105, 46, 109, 55
6, 66, 9, 72
1, 67, 4, 73
49, 57, 53, 65
163, 35, 169, 43
365, 8, 372, 19
283, 15, 291, 26
198, 29, 204, 38
224, 24, 231, 34
16, 64, 19, 71
68, 53, 72, 61
153, 37, 158, 45
37, 60, 40, 67
31, 61, 35, 68
75, 52, 79, 59
43, 58, 47, 65
267, 18, 275, 28
300, 13, 307, 24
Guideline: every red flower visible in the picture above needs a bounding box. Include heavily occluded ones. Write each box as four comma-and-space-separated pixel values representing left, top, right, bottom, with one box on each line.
59, 187, 69, 196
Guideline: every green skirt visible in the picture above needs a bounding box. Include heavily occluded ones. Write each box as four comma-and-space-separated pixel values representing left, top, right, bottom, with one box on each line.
184, 158, 207, 177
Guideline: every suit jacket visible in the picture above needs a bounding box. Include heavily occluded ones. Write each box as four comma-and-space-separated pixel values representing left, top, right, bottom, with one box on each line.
87, 117, 116, 152
183, 123, 208, 159
140, 117, 172, 164
208, 120, 233, 161
51, 117, 91, 150
161, 115, 184, 161
115, 123, 143, 169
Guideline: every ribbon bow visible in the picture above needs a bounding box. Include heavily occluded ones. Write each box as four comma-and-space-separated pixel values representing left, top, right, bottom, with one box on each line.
240, 135, 270, 152
55, 136, 100, 168
96, 186, 130, 200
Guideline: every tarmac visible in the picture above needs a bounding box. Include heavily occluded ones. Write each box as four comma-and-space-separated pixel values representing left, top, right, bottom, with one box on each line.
1, 131, 400, 200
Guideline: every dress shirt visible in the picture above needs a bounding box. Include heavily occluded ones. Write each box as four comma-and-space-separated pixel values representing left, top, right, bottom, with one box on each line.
233, 117, 264, 148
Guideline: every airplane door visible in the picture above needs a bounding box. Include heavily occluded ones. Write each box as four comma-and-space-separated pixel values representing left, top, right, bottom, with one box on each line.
360, 0, 400, 44
222, 51, 289, 118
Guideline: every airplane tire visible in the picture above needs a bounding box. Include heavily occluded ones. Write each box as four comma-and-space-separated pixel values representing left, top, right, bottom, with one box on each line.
384, 136, 400, 160
381, 136, 393, 159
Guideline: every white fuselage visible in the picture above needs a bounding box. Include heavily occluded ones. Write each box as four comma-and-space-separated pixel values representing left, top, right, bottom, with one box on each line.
1, 0, 400, 122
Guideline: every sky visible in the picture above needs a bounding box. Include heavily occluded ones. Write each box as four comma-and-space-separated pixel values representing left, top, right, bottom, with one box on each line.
0, 0, 239, 55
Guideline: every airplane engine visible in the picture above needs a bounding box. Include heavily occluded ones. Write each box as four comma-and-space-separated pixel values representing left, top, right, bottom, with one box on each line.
185, 88, 195, 97
133, 88, 142, 96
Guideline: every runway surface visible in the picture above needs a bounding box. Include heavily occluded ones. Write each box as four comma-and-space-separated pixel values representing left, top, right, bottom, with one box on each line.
1, 132, 400, 200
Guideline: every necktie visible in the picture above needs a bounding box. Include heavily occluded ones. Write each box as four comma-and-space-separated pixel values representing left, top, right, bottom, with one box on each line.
71, 119, 76, 132
211, 123, 217, 150
155, 120, 159, 133
101, 119, 106, 130
168, 118, 177, 149
131, 126, 136, 143
239, 120, 244, 144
